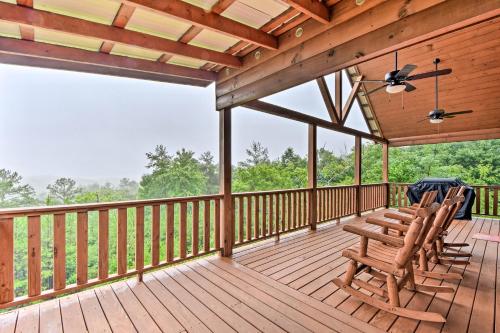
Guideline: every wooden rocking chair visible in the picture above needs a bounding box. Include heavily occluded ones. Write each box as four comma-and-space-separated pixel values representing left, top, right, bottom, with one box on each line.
366, 188, 468, 281
333, 202, 453, 322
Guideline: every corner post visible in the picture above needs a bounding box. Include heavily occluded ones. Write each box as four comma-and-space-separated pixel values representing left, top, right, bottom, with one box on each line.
308, 124, 317, 230
354, 136, 362, 216
382, 143, 390, 208
219, 108, 233, 256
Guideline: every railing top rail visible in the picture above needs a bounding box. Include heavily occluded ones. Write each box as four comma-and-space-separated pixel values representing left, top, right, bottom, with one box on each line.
0, 193, 223, 218
317, 185, 357, 190
232, 187, 311, 197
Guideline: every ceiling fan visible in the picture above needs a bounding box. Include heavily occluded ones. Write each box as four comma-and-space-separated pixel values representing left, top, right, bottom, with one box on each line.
419, 58, 473, 124
361, 51, 453, 95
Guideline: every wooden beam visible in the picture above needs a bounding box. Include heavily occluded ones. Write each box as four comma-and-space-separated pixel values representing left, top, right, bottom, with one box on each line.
316, 76, 339, 123
388, 128, 500, 147
341, 75, 363, 125
0, 2, 241, 68
178, 26, 204, 44
16, 0, 32, 7
112, 4, 136, 28
260, 8, 301, 34
354, 136, 362, 216
216, 0, 500, 108
124, 0, 278, 50
19, 26, 34, 41
242, 100, 387, 143
382, 143, 389, 183
282, 0, 330, 24
0, 37, 216, 86
211, 0, 236, 15
308, 124, 317, 230
335, 71, 342, 121
219, 108, 233, 256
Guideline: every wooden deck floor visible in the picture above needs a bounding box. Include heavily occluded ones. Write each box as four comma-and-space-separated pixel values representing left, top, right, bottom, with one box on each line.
0, 210, 497, 333
233, 210, 500, 333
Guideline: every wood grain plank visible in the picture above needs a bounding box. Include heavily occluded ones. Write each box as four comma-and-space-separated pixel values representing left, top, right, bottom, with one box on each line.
78, 290, 112, 333
136, 206, 144, 272
204, 200, 211, 253
76, 212, 88, 285
117, 208, 128, 275
27, 215, 41, 296
53, 213, 66, 290
192, 201, 199, 256
179, 202, 187, 259
152, 205, 160, 266
98, 210, 109, 280
0, 218, 14, 304
166, 202, 174, 262
60, 294, 87, 333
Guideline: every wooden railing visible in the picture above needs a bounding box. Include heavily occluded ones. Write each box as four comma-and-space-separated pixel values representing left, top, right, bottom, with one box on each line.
360, 183, 388, 212
389, 182, 500, 217
316, 185, 357, 222
0, 194, 222, 309
232, 188, 311, 245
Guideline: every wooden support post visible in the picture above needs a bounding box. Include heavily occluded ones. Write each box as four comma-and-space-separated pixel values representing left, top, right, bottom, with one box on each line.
382, 143, 389, 208
308, 124, 317, 230
354, 136, 362, 216
219, 108, 233, 256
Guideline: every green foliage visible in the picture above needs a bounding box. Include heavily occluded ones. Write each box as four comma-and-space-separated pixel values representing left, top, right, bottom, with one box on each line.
47, 178, 81, 204
0, 169, 36, 208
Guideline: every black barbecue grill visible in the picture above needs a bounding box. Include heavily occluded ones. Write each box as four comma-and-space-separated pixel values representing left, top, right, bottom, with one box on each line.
406, 178, 475, 220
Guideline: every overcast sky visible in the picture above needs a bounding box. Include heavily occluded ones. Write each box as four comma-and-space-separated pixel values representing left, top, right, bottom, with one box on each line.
0, 63, 369, 187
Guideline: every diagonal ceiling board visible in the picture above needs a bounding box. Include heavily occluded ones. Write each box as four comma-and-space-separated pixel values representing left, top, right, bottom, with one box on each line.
281, 0, 330, 24
316, 76, 340, 123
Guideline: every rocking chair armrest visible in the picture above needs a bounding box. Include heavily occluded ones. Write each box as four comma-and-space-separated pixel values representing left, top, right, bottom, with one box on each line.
398, 207, 416, 214
365, 217, 409, 233
383, 212, 413, 224
343, 225, 405, 247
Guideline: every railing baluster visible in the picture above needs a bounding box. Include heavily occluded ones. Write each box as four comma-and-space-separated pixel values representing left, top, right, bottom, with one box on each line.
192, 201, 199, 256
287, 192, 292, 230
262, 195, 267, 236
493, 188, 498, 216
28, 215, 41, 296
246, 196, 252, 241
269, 194, 274, 234
297, 192, 302, 226
281, 193, 286, 232
179, 203, 187, 259
254, 196, 260, 239
204, 200, 210, 253
151, 205, 160, 266
98, 210, 109, 280
238, 198, 243, 243
166, 203, 174, 261
135, 206, 144, 274
475, 187, 481, 215
0, 217, 14, 304
215, 199, 220, 249
76, 212, 88, 286
485, 187, 490, 216
117, 208, 127, 275
53, 213, 66, 291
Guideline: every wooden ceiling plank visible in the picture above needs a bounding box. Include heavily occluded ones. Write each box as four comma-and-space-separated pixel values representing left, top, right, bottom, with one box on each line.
211, 0, 237, 15
271, 14, 309, 36
216, 0, 500, 108
260, 8, 301, 33
316, 76, 340, 123
0, 2, 241, 68
99, 41, 115, 54
112, 4, 136, 29
341, 75, 363, 125
124, 0, 278, 50
389, 128, 500, 146
0, 37, 216, 86
242, 100, 386, 143
158, 54, 173, 63
282, 0, 330, 24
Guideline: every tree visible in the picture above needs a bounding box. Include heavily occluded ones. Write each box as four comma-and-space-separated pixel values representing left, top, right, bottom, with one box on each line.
240, 141, 270, 167
118, 178, 139, 199
199, 151, 219, 194
145, 144, 171, 171
0, 169, 37, 207
139, 148, 207, 198
47, 178, 81, 204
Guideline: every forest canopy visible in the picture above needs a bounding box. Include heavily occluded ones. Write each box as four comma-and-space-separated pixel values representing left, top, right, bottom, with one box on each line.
0, 139, 498, 208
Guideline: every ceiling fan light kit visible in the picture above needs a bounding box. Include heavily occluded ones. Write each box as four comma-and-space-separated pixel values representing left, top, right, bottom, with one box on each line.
386, 84, 406, 94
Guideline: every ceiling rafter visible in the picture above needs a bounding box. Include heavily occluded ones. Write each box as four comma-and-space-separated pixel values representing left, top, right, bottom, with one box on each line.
15, 0, 32, 7
123, 0, 278, 50
99, 4, 135, 54
0, 2, 241, 68
281, 0, 330, 24
0, 37, 216, 86
341, 74, 363, 125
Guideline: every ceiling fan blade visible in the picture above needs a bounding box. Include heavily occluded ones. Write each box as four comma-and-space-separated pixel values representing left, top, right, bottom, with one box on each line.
417, 117, 430, 123
406, 68, 452, 81
443, 110, 473, 116
363, 84, 388, 96
404, 82, 417, 92
395, 64, 417, 79
360, 79, 387, 83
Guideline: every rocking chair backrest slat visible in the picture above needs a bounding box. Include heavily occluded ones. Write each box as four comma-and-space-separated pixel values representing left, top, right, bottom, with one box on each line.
441, 186, 466, 232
